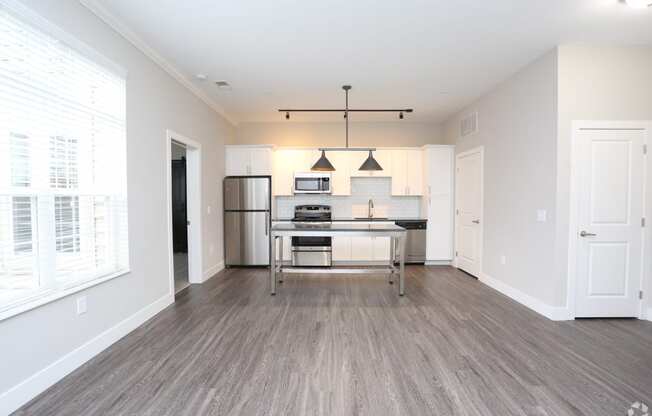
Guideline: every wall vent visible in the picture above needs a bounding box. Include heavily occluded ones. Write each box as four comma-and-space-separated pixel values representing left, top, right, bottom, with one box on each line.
460, 112, 478, 137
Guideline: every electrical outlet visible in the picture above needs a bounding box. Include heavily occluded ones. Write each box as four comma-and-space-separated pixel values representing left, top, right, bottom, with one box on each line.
536, 209, 547, 223
500, 255, 507, 265
76, 296, 87, 315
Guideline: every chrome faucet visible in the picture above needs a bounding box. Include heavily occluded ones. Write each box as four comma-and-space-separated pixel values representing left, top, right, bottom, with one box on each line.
368, 199, 374, 218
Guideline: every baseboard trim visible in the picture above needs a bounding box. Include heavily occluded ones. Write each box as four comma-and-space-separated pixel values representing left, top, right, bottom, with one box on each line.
425, 260, 452, 266
203, 261, 224, 282
0, 293, 174, 415
646, 308, 652, 322
480, 273, 572, 321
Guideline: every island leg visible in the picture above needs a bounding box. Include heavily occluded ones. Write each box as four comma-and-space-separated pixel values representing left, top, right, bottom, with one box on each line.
388, 237, 395, 285
398, 233, 406, 296
278, 236, 283, 283
270, 235, 277, 295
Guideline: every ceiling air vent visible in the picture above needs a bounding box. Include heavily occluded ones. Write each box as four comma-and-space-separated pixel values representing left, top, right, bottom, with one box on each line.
460, 112, 478, 137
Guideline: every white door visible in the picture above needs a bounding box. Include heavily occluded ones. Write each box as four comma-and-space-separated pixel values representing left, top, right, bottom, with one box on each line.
575, 128, 646, 317
455, 148, 483, 277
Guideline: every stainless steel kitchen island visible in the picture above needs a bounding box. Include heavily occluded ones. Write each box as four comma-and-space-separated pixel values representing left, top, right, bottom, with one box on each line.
270, 222, 407, 296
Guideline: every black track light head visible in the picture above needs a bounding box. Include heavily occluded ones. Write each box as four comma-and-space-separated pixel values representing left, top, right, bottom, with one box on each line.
399, 112, 404, 120
285, 112, 290, 120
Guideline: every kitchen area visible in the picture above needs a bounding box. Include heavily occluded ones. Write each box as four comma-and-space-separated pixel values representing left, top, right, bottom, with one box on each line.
223, 144, 454, 275
223, 85, 454, 294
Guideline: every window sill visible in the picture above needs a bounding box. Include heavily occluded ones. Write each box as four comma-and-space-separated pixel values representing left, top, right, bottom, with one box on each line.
0, 268, 130, 322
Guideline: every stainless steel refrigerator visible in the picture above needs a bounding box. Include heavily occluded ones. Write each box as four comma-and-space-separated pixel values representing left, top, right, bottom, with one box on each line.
223, 176, 271, 266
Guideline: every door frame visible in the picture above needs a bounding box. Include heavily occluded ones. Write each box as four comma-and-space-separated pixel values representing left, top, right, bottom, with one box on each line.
166, 129, 203, 297
567, 120, 649, 319
454, 146, 484, 276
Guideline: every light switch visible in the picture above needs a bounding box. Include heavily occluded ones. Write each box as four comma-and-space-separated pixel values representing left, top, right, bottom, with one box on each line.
76, 296, 87, 315
536, 209, 547, 223
207, 205, 211, 215
500, 255, 507, 265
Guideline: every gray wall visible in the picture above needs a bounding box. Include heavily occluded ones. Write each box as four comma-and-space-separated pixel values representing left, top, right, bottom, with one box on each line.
556, 45, 652, 314
233, 121, 443, 147
0, 0, 233, 400
444, 45, 652, 315
443, 50, 561, 306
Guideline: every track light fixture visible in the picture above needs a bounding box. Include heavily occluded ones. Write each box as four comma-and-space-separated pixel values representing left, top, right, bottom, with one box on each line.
278, 85, 414, 172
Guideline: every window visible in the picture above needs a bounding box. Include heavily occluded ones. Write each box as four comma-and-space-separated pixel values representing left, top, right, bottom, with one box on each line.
0, 4, 128, 318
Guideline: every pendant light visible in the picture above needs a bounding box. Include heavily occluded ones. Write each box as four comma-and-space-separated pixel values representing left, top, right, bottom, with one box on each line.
311, 149, 335, 171
279, 85, 412, 172
359, 150, 383, 171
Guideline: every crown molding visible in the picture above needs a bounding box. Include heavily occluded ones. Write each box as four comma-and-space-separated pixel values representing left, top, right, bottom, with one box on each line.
79, 0, 237, 126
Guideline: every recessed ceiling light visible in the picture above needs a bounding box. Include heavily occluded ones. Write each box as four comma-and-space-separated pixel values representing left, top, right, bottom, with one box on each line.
195, 73, 207, 81
625, 0, 652, 8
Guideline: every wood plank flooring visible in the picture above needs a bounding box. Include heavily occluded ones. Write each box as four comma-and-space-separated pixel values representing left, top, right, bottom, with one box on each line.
15, 266, 652, 416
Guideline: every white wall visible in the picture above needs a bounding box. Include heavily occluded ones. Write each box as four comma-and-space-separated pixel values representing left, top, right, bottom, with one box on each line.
0, 0, 234, 411
233, 121, 443, 147
443, 50, 561, 308
556, 45, 652, 318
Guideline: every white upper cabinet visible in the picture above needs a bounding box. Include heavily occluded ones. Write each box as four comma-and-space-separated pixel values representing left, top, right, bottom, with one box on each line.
272, 148, 318, 196
406, 149, 424, 195
327, 151, 352, 196
225, 146, 273, 176
391, 149, 423, 196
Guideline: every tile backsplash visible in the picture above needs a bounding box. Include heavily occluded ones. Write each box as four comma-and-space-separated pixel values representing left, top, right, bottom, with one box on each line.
275, 177, 421, 219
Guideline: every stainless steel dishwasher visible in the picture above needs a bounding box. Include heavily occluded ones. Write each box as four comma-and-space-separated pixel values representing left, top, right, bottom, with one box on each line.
394, 220, 426, 264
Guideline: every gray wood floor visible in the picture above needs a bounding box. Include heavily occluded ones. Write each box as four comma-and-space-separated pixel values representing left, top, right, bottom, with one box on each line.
15, 266, 652, 416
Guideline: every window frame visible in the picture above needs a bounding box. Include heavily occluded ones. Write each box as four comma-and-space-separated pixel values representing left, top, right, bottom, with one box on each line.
0, 0, 129, 322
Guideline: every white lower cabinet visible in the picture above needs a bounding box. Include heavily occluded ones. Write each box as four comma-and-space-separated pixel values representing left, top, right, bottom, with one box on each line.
372, 237, 391, 261
349, 236, 374, 261
333, 222, 392, 263
332, 236, 352, 261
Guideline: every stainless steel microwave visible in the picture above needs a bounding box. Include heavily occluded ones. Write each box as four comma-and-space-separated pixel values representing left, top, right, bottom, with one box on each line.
293, 172, 331, 194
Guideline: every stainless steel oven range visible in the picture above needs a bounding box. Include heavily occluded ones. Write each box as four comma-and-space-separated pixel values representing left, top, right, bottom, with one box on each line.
291, 205, 332, 267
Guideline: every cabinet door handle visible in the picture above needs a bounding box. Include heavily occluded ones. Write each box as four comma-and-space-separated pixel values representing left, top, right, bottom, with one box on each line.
579, 230, 596, 237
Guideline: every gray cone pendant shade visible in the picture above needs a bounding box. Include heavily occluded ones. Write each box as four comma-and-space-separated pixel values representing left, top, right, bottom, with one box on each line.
359, 150, 383, 171
311, 150, 335, 171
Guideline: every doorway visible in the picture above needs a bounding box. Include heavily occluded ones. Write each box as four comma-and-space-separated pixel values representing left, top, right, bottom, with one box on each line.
166, 130, 203, 298
455, 147, 484, 278
171, 141, 189, 293
570, 122, 648, 318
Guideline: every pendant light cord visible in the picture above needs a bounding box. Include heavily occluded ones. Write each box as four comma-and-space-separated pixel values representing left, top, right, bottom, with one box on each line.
345, 86, 349, 148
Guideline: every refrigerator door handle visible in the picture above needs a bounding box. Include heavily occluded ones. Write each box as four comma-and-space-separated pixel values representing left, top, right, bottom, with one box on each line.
265, 211, 269, 236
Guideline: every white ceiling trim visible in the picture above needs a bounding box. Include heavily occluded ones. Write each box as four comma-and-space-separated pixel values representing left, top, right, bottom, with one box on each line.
79, 0, 237, 126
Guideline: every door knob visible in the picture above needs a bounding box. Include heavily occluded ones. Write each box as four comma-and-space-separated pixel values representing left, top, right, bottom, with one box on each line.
472, 220, 480, 224
579, 230, 596, 237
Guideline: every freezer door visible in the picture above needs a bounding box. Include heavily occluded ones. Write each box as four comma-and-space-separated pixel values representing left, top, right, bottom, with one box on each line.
224, 211, 270, 266
224, 177, 270, 211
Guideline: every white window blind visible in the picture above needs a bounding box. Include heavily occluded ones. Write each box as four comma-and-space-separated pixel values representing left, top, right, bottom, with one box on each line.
0, 4, 129, 318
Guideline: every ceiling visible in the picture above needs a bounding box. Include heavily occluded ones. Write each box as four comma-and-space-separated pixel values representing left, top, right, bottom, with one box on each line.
90, 0, 652, 124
